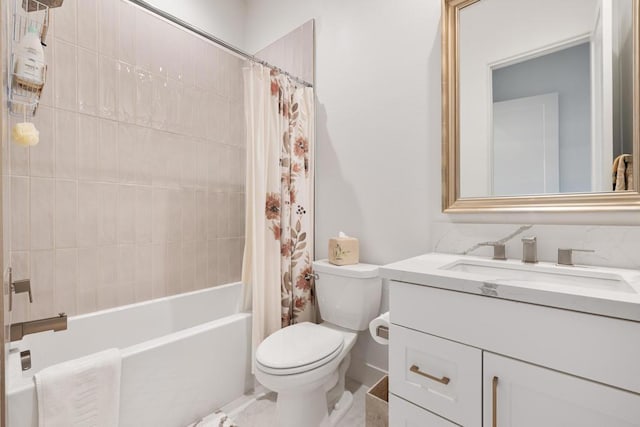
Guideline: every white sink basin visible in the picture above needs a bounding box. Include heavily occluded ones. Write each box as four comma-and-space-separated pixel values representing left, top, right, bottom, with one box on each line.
442, 259, 636, 293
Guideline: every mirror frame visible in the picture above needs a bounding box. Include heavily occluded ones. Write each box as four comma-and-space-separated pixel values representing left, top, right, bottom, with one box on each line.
442, 0, 640, 212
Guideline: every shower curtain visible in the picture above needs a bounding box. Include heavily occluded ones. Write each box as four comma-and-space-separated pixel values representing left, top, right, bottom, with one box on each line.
242, 65, 315, 356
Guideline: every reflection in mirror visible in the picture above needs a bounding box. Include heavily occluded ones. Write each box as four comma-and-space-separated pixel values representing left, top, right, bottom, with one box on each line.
458, 0, 634, 198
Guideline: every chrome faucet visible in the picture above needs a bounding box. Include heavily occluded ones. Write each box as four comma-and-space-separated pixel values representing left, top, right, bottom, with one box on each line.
10, 313, 67, 342
521, 236, 538, 263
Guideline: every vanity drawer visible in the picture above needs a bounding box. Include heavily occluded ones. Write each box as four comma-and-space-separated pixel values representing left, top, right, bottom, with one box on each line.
390, 394, 459, 427
389, 324, 481, 427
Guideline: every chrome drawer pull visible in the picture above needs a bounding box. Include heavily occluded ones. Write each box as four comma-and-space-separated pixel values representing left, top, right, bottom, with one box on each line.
409, 364, 451, 385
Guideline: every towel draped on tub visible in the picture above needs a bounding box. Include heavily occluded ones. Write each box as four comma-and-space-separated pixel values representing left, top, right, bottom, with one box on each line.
34, 348, 122, 427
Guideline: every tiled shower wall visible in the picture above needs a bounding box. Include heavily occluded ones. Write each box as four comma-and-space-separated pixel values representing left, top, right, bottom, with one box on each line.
5, 0, 246, 321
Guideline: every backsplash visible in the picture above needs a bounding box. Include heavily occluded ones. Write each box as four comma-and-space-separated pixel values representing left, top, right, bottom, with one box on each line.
432, 222, 640, 270
4, 0, 246, 321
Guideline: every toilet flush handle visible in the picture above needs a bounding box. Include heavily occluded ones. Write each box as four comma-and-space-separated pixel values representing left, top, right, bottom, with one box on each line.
305, 272, 319, 281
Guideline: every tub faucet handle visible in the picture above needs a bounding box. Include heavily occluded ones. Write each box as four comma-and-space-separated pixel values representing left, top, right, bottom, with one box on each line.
8, 267, 33, 311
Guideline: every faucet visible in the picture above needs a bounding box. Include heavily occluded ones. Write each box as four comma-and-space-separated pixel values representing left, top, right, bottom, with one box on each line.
10, 313, 67, 342
557, 248, 595, 266
521, 236, 538, 263
478, 241, 507, 260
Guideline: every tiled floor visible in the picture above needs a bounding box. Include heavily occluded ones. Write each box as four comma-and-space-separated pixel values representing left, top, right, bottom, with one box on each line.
226, 379, 368, 427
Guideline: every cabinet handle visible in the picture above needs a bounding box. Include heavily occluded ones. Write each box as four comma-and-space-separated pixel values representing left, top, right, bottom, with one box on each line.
492, 376, 499, 427
409, 365, 450, 385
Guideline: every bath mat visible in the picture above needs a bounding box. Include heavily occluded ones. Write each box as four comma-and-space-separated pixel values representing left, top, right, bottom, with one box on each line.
191, 411, 238, 427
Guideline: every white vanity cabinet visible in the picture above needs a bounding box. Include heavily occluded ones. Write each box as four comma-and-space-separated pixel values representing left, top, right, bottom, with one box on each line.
388, 280, 640, 427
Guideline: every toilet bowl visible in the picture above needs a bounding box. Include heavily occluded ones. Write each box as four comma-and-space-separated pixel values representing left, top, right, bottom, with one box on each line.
254, 260, 381, 427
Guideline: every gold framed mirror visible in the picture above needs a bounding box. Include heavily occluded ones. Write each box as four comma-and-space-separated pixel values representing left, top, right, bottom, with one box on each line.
442, 0, 640, 212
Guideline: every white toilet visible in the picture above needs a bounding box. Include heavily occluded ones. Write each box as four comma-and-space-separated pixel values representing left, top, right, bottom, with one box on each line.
254, 260, 382, 427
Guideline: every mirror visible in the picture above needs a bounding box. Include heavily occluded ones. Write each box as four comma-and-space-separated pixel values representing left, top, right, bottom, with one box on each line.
442, 0, 640, 212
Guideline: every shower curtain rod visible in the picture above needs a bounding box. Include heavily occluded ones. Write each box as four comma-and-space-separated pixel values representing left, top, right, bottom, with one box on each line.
128, 0, 314, 88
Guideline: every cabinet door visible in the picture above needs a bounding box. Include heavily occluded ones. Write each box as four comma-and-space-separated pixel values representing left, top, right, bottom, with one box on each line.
389, 394, 459, 427
483, 353, 640, 427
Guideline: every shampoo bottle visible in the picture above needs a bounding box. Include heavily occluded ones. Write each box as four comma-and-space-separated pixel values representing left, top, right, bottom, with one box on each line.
14, 25, 45, 88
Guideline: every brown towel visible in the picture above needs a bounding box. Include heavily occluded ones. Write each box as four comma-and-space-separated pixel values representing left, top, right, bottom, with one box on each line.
612, 154, 633, 191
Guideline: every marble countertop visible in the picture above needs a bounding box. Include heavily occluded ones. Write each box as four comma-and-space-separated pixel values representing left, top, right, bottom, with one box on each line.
380, 253, 640, 322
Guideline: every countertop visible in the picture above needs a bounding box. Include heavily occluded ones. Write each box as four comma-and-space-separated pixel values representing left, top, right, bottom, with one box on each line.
380, 253, 640, 322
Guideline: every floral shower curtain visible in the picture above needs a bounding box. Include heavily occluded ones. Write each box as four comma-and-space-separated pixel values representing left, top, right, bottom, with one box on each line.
242, 65, 315, 356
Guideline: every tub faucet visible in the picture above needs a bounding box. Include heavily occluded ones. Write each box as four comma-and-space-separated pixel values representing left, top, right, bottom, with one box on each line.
10, 313, 67, 342
521, 236, 538, 264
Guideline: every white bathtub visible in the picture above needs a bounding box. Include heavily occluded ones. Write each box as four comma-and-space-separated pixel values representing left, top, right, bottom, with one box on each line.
7, 283, 252, 427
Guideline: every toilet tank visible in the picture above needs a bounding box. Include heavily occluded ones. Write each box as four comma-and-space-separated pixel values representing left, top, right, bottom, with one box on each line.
312, 260, 382, 331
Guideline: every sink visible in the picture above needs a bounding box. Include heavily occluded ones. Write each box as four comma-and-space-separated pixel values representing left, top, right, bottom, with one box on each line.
442, 259, 636, 293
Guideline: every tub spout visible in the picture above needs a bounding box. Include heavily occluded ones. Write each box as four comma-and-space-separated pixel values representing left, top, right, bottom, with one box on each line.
10, 313, 67, 342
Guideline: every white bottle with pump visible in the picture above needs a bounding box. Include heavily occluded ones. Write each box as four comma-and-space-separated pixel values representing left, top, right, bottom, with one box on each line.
14, 25, 45, 88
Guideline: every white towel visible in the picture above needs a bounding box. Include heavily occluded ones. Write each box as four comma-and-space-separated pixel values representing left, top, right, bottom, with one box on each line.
35, 348, 122, 427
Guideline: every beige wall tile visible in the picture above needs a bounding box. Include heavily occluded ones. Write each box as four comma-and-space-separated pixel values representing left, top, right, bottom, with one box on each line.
53, 0, 77, 44
11, 177, 30, 251
117, 185, 135, 244
54, 39, 77, 111
78, 48, 98, 115
30, 250, 55, 318
98, 0, 117, 58
8, 4, 246, 320
98, 119, 118, 182
98, 183, 118, 246
55, 180, 77, 248
55, 248, 77, 316
117, 0, 136, 65
77, 114, 98, 180
30, 178, 55, 250
55, 109, 77, 179
77, 182, 99, 247
77, 0, 97, 51
98, 56, 118, 119
30, 106, 55, 177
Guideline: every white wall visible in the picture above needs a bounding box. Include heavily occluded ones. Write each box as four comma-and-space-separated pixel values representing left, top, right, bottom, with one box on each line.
245, 0, 436, 384
459, 0, 598, 197
143, 0, 247, 49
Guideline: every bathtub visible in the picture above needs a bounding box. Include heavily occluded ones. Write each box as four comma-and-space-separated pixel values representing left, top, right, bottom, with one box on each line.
7, 282, 252, 427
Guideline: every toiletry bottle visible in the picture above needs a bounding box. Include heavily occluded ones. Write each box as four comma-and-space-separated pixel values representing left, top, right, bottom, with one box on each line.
14, 25, 46, 88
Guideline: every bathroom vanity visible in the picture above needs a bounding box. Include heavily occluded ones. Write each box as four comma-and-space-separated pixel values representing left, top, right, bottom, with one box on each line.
381, 253, 640, 427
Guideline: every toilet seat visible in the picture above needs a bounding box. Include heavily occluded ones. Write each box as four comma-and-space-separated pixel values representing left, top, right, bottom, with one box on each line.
256, 322, 344, 375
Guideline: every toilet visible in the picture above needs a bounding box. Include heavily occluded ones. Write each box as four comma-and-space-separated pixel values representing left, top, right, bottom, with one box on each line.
254, 260, 382, 427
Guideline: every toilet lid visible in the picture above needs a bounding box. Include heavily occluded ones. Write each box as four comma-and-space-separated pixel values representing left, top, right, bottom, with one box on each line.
256, 322, 344, 374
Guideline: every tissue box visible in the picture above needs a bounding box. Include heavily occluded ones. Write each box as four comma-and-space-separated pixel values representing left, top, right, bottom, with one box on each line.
328, 236, 359, 265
